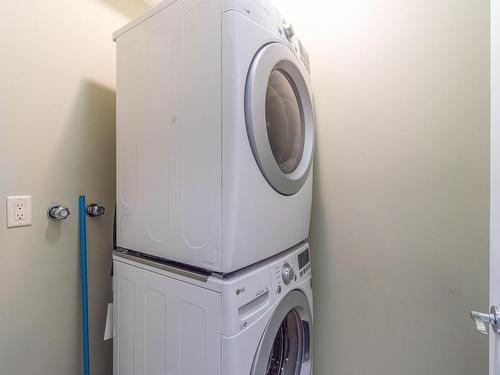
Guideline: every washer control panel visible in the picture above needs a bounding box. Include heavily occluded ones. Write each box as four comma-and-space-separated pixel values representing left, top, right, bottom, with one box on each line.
271, 248, 311, 295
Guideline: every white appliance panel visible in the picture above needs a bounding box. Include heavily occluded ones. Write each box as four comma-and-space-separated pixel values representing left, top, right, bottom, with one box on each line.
113, 260, 222, 375
116, 0, 222, 270
221, 10, 313, 272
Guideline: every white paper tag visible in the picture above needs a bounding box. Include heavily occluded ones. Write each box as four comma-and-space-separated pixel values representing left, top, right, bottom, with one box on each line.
104, 303, 113, 341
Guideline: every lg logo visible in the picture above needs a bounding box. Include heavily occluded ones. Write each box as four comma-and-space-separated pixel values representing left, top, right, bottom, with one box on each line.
236, 287, 246, 295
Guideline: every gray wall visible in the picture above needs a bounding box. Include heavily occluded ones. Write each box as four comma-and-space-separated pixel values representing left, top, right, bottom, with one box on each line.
0, 1, 147, 374
273, 0, 490, 374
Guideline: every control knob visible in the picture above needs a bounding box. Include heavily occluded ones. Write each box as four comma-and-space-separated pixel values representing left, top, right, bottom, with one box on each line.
282, 263, 295, 285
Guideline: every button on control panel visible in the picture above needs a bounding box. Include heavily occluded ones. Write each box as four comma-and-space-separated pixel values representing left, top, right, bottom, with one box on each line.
299, 263, 311, 278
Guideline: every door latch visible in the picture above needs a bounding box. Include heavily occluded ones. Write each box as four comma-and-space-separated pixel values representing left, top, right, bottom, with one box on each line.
470, 306, 500, 335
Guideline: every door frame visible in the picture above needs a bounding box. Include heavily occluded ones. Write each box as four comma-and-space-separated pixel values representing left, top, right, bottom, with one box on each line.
491, 0, 500, 373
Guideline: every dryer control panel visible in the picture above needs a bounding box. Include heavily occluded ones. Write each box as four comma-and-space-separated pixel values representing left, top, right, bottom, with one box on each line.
271, 248, 311, 296
224, 0, 310, 72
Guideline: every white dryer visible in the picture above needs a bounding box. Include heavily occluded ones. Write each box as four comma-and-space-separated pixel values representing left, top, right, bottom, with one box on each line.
113, 242, 313, 374
114, 0, 315, 273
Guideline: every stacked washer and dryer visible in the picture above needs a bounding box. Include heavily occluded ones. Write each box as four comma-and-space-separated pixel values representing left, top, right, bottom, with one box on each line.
112, 0, 315, 374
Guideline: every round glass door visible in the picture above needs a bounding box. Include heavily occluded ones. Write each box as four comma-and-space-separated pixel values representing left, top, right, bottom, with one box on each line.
266, 310, 304, 374
251, 290, 313, 375
246, 43, 315, 196
265, 69, 304, 175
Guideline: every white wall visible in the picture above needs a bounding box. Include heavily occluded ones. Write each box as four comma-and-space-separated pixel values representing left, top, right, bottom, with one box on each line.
0, 1, 147, 374
272, 1, 490, 374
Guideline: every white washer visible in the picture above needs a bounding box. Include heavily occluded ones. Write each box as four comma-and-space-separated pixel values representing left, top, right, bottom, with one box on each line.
113, 0, 315, 273
113, 242, 313, 375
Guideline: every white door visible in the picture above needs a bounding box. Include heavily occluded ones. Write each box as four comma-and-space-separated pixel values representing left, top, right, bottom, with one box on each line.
471, 1, 500, 373
245, 42, 315, 196
492, 0, 500, 372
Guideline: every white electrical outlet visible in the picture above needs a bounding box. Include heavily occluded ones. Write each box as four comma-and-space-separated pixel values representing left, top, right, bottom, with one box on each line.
6, 196, 32, 228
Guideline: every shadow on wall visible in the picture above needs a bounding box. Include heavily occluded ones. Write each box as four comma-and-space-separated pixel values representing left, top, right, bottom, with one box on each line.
308, 100, 333, 375
43, 79, 117, 375
99, 0, 149, 19
42, 80, 117, 200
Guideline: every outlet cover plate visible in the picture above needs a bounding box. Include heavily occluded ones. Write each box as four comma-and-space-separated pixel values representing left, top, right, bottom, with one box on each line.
6, 196, 32, 228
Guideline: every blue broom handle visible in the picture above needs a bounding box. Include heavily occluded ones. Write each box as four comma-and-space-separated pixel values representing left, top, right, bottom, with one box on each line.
79, 196, 90, 375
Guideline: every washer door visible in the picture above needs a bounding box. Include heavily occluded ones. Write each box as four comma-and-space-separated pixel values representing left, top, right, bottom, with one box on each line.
251, 290, 313, 375
245, 43, 315, 196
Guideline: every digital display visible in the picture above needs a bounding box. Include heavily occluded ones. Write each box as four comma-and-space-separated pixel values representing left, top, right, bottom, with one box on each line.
298, 249, 310, 270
